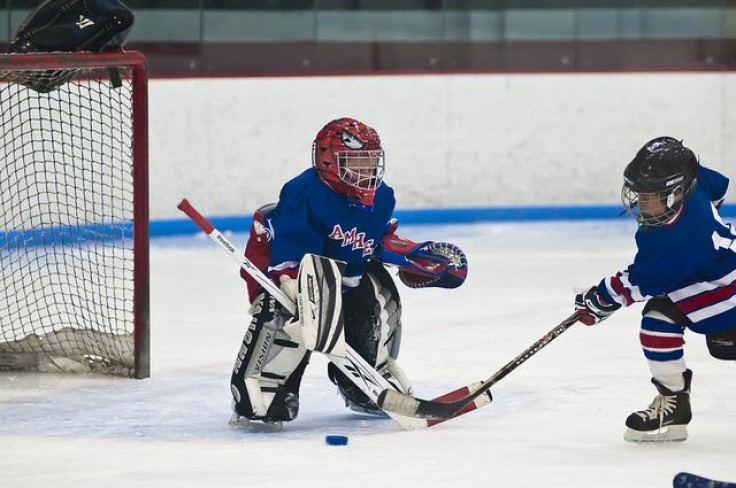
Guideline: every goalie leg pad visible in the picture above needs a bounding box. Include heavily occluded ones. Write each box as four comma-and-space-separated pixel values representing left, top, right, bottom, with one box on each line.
231, 292, 310, 422
297, 253, 346, 356
328, 262, 411, 414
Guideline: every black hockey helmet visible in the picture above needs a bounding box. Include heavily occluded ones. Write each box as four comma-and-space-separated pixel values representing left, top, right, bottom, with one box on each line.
621, 137, 699, 227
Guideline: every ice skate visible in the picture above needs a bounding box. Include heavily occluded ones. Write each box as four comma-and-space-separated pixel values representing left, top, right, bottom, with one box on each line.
624, 369, 692, 443
228, 412, 284, 433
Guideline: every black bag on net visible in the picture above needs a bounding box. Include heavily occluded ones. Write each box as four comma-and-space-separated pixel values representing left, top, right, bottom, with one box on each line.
5, 0, 134, 93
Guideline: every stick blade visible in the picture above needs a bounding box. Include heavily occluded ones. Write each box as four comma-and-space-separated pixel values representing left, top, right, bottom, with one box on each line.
378, 389, 460, 419
427, 381, 493, 427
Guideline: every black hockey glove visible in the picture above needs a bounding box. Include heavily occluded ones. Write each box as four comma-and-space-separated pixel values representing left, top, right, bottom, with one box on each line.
574, 286, 621, 326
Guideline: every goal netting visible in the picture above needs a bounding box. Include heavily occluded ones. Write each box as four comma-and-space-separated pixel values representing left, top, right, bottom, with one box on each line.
0, 52, 149, 378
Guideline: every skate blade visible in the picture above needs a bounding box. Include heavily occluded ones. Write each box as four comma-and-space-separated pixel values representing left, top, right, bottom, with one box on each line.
229, 415, 284, 433
624, 424, 688, 443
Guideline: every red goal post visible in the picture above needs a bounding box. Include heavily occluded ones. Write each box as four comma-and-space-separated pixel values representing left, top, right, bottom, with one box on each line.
0, 51, 149, 378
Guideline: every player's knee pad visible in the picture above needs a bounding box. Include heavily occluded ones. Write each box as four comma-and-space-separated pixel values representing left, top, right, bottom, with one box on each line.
706, 326, 736, 360
641, 296, 691, 327
230, 291, 310, 422
640, 297, 687, 365
329, 261, 411, 413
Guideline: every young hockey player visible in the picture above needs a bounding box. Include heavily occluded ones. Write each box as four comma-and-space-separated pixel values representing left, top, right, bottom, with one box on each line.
229, 117, 468, 430
574, 136, 736, 442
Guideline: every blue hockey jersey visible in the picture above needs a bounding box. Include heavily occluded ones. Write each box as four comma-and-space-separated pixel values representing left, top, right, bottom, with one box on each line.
598, 166, 735, 334
266, 168, 395, 287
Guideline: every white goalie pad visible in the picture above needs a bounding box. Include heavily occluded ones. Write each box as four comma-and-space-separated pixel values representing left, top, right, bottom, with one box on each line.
297, 254, 346, 357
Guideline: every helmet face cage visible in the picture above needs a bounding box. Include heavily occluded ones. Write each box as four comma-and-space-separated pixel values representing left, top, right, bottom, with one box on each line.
312, 118, 384, 208
337, 149, 385, 194
620, 137, 699, 227
621, 178, 690, 227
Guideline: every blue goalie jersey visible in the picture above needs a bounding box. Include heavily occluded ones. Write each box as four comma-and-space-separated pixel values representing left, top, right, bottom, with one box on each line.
598, 166, 736, 334
265, 169, 395, 287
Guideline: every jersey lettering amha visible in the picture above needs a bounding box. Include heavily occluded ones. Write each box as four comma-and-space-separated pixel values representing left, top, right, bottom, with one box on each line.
266, 169, 395, 287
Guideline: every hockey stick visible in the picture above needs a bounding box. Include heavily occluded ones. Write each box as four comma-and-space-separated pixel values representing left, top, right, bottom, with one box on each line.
177, 198, 434, 430
378, 312, 580, 419
674, 472, 736, 488
425, 380, 493, 427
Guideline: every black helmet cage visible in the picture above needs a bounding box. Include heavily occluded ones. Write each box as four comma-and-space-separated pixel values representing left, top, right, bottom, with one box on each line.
621, 140, 699, 227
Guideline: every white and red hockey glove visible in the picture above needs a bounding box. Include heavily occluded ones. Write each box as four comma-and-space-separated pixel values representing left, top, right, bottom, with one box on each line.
373, 223, 468, 289
574, 286, 621, 325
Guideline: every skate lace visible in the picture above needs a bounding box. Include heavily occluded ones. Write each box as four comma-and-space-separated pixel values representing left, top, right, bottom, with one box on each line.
636, 394, 677, 424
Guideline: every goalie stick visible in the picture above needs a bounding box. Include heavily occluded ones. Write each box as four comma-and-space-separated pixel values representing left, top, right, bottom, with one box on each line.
425, 380, 492, 427
177, 198, 488, 430
378, 312, 580, 419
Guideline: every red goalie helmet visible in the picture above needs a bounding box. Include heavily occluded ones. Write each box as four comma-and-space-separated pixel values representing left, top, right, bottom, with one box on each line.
312, 117, 385, 208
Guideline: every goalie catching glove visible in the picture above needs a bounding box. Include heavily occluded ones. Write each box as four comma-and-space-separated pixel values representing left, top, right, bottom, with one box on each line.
374, 220, 468, 289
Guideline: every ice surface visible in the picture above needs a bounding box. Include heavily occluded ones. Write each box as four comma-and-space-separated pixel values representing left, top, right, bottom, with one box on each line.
2, 221, 735, 488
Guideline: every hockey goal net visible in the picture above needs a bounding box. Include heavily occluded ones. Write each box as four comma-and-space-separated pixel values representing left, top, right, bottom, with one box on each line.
0, 51, 149, 378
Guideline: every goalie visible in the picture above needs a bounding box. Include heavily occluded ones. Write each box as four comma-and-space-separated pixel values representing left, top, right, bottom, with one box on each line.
229, 117, 468, 431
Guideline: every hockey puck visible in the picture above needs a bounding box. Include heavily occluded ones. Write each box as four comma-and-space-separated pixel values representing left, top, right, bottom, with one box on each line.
325, 435, 349, 446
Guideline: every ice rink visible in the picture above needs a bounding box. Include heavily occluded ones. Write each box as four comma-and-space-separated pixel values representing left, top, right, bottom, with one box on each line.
1, 220, 735, 488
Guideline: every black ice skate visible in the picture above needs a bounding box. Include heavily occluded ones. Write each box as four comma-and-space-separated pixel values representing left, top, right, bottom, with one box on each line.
624, 369, 692, 443
228, 412, 284, 433
227, 393, 299, 433
328, 364, 386, 416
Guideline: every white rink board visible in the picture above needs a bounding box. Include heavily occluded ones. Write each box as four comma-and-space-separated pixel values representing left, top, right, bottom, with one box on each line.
1, 221, 735, 488
149, 72, 736, 219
